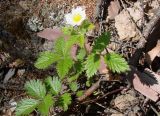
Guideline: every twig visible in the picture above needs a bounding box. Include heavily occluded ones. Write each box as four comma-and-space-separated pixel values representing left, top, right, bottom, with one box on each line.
137, 7, 160, 48
150, 105, 160, 116
81, 88, 124, 104
77, 79, 102, 101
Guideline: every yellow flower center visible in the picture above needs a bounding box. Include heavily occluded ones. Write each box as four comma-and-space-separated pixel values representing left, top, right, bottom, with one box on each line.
73, 14, 82, 23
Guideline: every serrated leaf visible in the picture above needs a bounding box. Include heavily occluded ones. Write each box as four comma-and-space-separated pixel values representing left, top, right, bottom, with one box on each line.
54, 37, 67, 56
92, 32, 111, 53
46, 76, 62, 95
37, 94, 54, 116
77, 48, 86, 60
58, 93, 71, 111
16, 98, 39, 116
35, 51, 60, 69
69, 82, 78, 92
74, 61, 84, 73
104, 53, 130, 73
84, 54, 100, 78
56, 56, 73, 79
25, 80, 46, 99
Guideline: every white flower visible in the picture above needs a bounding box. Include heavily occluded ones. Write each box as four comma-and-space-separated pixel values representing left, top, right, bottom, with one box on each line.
65, 6, 86, 26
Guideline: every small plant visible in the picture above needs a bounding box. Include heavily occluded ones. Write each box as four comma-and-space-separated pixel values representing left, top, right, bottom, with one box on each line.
16, 6, 130, 115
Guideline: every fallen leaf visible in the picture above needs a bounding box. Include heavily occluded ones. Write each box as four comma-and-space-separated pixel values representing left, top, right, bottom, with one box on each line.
107, 0, 121, 20
115, 10, 138, 41
144, 68, 160, 94
37, 27, 63, 41
133, 73, 159, 101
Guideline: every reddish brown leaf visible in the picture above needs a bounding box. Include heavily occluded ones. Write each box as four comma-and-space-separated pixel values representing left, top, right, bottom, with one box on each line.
144, 68, 160, 94
98, 56, 108, 74
84, 42, 92, 54
133, 73, 159, 102
71, 45, 78, 60
37, 27, 63, 41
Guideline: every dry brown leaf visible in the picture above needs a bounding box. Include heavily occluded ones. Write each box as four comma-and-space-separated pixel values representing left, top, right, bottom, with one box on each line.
107, 0, 121, 20
115, 10, 138, 41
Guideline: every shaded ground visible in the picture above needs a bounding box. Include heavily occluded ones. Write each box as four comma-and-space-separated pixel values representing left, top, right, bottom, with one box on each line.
0, 0, 160, 115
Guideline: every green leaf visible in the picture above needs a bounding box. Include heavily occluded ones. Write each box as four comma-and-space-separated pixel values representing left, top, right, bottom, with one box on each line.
74, 61, 84, 73
37, 94, 54, 116
104, 53, 130, 73
80, 20, 95, 32
25, 80, 46, 99
35, 51, 60, 69
16, 98, 39, 116
77, 48, 86, 60
54, 37, 67, 56
84, 54, 100, 78
67, 35, 85, 48
69, 82, 78, 92
58, 93, 72, 111
76, 90, 84, 97
56, 56, 73, 79
62, 26, 73, 35
46, 76, 62, 95
92, 32, 111, 53
68, 73, 79, 82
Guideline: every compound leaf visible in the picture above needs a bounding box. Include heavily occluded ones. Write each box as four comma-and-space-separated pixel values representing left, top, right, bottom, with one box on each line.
56, 56, 73, 79
84, 54, 100, 78
54, 37, 67, 56
104, 53, 130, 73
76, 48, 86, 60
37, 94, 54, 116
46, 76, 62, 95
16, 98, 39, 116
25, 80, 46, 99
35, 51, 60, 69
92, 32, 111, 53
58, 93, 72, 111
69, 82, 78, 92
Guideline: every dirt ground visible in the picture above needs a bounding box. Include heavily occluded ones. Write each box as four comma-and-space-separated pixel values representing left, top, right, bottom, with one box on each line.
1, 0, 160, 115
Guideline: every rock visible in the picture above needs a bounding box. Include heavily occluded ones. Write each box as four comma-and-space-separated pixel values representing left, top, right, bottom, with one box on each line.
9, 99, 17, 112
3, 68, 16, 84
27, 16, 44, 32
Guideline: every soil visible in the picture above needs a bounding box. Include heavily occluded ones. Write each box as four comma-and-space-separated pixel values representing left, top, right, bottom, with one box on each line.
0, 0, 160, 116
